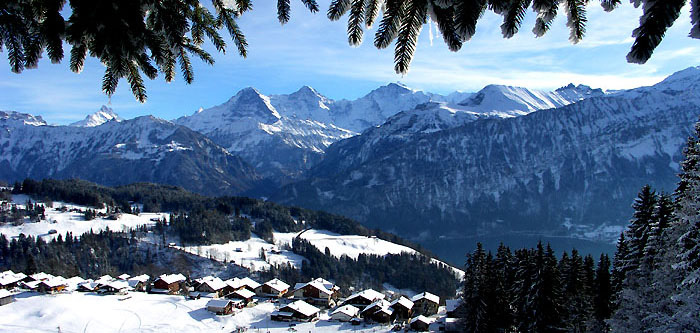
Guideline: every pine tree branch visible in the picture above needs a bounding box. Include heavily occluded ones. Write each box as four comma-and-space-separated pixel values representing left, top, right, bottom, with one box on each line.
627, 0, 686, 64
429, 0, 462, 51
375, 0, 407, 48
394, 0, 428, 74
126, 60, 147, 103
365, 0, 384, 28
501, 0, 533, 38
329, 0, 353, 21
532, 0, 558, 37
691, 0, 699, 38
69, 41, 87, 73
564, 0, 587, 43
600, 0, 621, 12
278, 0, 291, 24
348, 0, 367, 45
301, 0, 320, 12
456, 0, 488, 41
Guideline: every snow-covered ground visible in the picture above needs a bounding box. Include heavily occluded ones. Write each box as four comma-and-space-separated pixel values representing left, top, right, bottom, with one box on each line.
0, 195, 165, 240
274, 229, 417, 259
175, 234, 305, 272
0, 291, 395, 332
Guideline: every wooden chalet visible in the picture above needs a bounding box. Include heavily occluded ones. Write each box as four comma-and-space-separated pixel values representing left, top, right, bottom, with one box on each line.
0, 289, 13, 306
292, 278, 339, 307
389, 296, 414, 321
409, 315, 432, 331
37, 279, 67, 294
194, 277, 227, 298
343, 289, 385, 308
206, 299, 235, 315
152, 273, 186, 294
238, 277, 261, 292
127, 274, 150, 292
229, 288, 256, 306
360, 299, 394, 324
330, 304, 359, 322
99, 280, 131, 295
271, 300, 320, 322
77, 281, 100, 292
255, 278, 290, 298
0, 271, 27, 289
411, 292, 440, 316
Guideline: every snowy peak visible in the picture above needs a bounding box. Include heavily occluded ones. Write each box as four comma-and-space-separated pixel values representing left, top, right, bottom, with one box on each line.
653, 66, 700, 91
458, 84, 604, 117
0, 110, 47, 126
270, 86, 333, 122
71, 105, 122, 127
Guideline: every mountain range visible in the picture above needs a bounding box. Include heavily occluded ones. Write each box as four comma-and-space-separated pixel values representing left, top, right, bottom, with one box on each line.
2, 67, 698, 257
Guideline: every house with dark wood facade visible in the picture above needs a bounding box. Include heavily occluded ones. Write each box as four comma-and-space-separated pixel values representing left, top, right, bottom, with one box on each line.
151, 273, 186, 294
411, 292, 440, 316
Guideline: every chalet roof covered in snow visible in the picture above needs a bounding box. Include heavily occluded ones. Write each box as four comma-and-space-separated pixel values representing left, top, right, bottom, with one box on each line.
0, 271, 26, 285
410, 315, 433, 325
40, 278, 67, 288
390, 296, 414, 309
206, 299, 232, 309
118, 274, 130, 280
282, 300, 320, 317
263, 278, 289, 292
157, 273, 186, 284
232, 289, 256, 299
128, 274, 150, 283
238, 277, 260, 289
31, 272, 54, 281
411, 291, 440, 304
347, 289, 384, 302
0, 289, 12, 298
331, 304, 359, 317
362, 299, 392, 314
197, 276, 227, 291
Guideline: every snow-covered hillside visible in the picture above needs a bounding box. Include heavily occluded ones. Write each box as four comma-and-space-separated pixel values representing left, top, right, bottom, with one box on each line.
0, 292, 399, 332
276, 67, 700, 246
70, 105, 123, 127
0, 195, 165, 240
274, 229, 418, 259
0, 114, 259, 195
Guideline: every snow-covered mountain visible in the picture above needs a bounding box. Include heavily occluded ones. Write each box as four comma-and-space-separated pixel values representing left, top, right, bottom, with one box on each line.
70, 105, 123, 127
0, 113, 260, 195
273, 67, 700, 244
174, 87, 356, 183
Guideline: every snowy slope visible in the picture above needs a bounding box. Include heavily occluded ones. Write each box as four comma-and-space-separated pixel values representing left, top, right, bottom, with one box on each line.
275, 67, 700, 244
0, 292, 396, 332
70, 105, 123, 127
0, 114, 260, 195
0, 195, 164, 240
175, 88, 356, 182
273, 229, 418, 259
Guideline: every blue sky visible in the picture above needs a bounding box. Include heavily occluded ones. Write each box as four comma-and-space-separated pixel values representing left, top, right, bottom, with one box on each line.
0, 1, 697, 124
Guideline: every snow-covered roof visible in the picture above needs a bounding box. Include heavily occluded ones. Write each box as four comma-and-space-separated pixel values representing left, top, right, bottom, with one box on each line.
390, 296, 414, 309
263, 278, 290, 292
225, 278, 241, 289
411, 291, 440, 304
31, 272, 54, 281
78, 282, 99, 290
410, 315, 433, 325
95, 275, 114, 284
0, 289, 12, 298
197, 277, 227, 291
23, 280, 41, 289
157, 273, 186, 284
117, 274, 130, 280
0, 271, 26, 285
238, 277, 260, 289
446, 299, 461, 312
362, 299, 391, 314
233, 288, 256, 299
347, 289, 384, 302
128, 274, 150, 283
206, 299, 232, 309
282, 300, 320, 317
102, 280, 130, 290
311, 277, 337, 291
331, 305, 359, 317
40, 278, 67, 288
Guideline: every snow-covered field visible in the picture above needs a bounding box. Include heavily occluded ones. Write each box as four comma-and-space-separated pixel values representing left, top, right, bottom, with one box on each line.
175, 235, 306, 272
0, 195, 165, 240
0, 292, 395, 332
274, 229, 416, 259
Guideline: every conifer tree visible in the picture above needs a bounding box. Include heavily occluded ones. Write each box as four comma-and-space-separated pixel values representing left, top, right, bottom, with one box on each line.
591, 253, 612, 332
